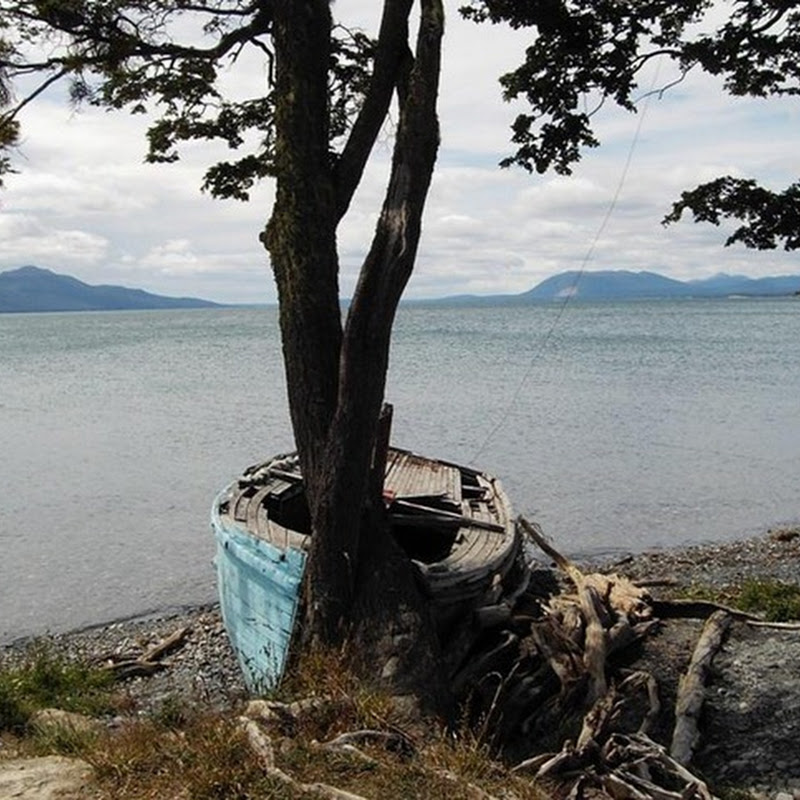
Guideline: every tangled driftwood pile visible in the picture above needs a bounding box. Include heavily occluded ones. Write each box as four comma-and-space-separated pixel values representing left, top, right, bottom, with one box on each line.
437, 516, 761, 800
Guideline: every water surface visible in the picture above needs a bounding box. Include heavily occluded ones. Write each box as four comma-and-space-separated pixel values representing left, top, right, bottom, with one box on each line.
1, 298, 798, 642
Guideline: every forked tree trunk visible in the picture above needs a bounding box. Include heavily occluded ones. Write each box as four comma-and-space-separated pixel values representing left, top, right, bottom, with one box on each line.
264, 0, 444, 648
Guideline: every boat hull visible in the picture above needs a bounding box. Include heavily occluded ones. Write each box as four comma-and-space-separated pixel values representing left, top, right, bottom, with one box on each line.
211, 447, 519, 691
212, 492, 306, 691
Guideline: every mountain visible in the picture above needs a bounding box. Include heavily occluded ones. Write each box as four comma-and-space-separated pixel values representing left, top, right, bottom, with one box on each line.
520, 270, 696, 300
0, 266, 223, 313
424, 270, 800, 304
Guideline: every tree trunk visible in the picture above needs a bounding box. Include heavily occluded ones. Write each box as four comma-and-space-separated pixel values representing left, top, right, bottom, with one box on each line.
264, 0, 444, 651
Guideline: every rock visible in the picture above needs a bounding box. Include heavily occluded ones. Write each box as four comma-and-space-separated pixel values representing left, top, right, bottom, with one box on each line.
381, 655, 400, 680
0, 756, 94, 799
774, 793, 793, 800
30, 708, 104, 737
768, 528, 800, 543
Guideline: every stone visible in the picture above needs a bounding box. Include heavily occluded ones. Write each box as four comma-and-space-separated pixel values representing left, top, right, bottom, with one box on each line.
0, 756, 94, 799
774, 793, 793, 800
381, 655, 400, 680
30, 708, 103, 737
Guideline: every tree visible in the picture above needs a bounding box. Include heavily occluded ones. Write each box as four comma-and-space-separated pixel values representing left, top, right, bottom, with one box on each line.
462, 0, 800, 251
1, 0, 797, 680
0, 0, 444, 660
0, 39, 19, 185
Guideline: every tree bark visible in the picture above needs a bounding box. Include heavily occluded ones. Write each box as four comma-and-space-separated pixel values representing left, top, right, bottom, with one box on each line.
263, 0, 445, 648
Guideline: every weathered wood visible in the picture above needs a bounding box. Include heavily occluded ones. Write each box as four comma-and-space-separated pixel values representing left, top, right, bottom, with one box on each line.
746, 619, 800, 630
141, 626, 190, 663
239, 716, 370, 800
391, 499, 505, 532
103, 660, 166, 680
670, 610, 732, 766
518, 516, 578, 579
576, 686, 616, 751
321, 729, 415, 757
579, 584, 608, 704
652, 598, 760, 621
618, 670, 661, 736
100, 626, 190, 680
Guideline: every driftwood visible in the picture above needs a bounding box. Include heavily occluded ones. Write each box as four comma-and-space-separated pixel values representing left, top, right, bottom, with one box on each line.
321, 729, 415, 759
670, 610, 731, 766
239, 716, 369, 800
100, 626, 190, 680
653, 598, 760, 622
527, 688, 718, 800
438, 517, 734, 798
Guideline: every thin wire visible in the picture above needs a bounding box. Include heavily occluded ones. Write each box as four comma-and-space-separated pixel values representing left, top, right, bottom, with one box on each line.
470, 61, 662, 463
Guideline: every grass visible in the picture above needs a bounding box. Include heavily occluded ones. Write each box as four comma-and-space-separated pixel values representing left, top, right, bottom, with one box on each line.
679, 578, 800, 622
0, 642, 115, 735
89, 713, 296, 800
738, 579, 800, 622
1, 643, 549, 799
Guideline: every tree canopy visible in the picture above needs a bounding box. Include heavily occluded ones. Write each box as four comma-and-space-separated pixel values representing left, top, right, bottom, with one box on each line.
461, 0, 800, 250
2, 1, 798, 246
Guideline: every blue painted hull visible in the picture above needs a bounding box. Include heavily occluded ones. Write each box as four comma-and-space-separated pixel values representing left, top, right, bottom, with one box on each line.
211, 489, 306, 692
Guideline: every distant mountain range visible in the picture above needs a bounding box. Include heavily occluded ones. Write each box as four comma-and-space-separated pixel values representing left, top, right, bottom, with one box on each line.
429, 269, 800, 305
3, 265, 799, 314
0, 266, 222, 313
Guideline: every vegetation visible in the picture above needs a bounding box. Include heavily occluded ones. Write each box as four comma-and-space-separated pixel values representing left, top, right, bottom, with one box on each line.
681, 578, 800, 622
739, 579, 800, 622
0, 645, 546, 800
1, 0, 798, 683
0, 643, 113, 735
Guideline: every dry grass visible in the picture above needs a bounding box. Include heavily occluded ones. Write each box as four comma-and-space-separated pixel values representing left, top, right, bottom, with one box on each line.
1, 644, 550, 799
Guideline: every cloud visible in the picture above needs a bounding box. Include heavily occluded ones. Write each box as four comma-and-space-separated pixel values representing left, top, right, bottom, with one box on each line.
0, 214, 109, 267
1, 2, 797, 303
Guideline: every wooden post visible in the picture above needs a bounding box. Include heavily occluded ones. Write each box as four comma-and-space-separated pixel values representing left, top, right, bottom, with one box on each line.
369, 403, 393, 504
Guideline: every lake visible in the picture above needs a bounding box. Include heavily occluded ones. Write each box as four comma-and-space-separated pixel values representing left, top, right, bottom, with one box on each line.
1, 298, 799, 642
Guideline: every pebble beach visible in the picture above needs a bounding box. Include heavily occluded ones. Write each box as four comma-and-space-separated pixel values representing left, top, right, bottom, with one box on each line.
2, 529, 800, 798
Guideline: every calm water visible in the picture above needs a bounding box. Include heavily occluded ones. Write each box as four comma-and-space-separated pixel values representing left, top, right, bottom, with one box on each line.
1, 299, 799, 642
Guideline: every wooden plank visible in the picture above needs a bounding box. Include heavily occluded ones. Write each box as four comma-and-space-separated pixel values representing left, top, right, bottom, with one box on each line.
246, 486, 274, 539
232, 487, 255, 522
384, 450, 462, 503
391, 499, 504, 532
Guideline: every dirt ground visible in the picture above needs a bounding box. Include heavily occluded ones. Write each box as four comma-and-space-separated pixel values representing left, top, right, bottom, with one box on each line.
590, 531, 800, 796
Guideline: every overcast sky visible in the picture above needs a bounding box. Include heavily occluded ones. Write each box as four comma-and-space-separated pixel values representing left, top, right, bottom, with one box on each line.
1, 2, 797, 304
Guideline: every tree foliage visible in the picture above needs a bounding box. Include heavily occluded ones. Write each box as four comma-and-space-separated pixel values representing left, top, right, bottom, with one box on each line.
0, 0, 377, 201
461, 0, 800, 249
0, 40, 19, 185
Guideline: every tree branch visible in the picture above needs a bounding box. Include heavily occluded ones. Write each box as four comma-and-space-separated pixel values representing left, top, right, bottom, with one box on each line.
2, 68, 69, 124
334, 0, 413, 220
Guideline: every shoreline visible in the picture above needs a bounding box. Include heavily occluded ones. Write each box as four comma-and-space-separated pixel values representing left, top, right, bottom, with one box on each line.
5, 524, 797, 650
3, 529, 800, 796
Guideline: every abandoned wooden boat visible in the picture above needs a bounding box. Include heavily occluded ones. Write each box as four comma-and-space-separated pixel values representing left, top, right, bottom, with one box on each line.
211, 447, 520, 690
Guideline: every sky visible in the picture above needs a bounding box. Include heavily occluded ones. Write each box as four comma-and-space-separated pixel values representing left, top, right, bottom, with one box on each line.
1, 2, 798, 305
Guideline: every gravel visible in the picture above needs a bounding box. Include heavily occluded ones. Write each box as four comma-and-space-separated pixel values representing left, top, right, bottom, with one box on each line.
0, 605, 248, 719
3, 528, 800, 797
590, 528, 800, 798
